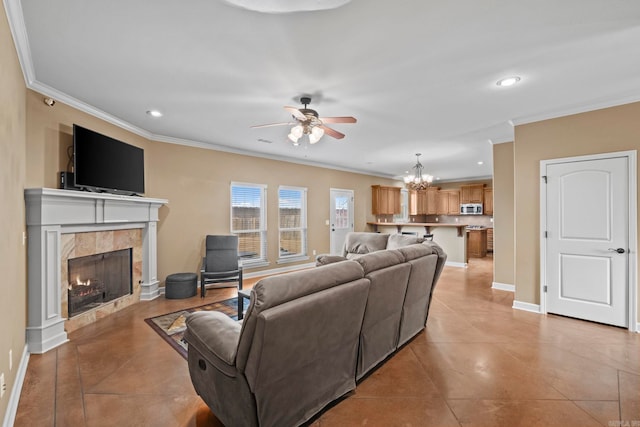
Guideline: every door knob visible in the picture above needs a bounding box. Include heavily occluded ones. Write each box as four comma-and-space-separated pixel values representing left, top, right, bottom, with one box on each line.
608, 248, 626, 254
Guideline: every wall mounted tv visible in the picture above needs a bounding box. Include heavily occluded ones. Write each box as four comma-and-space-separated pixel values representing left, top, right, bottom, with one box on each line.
73, 124, 145, 196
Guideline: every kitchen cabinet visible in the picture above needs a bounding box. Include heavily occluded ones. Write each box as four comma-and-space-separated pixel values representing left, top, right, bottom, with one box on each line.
436, 190, 460, 215
460, 184, 485, 204
372, 185, 401, 215
487, 228, 494, 252
484, 188, 493, 215
468, 228, 487, 258
409, 190, 428, 215
426, 187, 438, 215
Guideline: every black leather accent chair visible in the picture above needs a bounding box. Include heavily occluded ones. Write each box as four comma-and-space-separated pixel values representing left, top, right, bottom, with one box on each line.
200, 235, 243, 298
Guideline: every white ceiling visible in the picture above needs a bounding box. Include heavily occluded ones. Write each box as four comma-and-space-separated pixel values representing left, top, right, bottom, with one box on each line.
8, 0, 640, 181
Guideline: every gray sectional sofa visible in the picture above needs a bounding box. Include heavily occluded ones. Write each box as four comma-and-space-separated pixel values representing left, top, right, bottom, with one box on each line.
184, 234, 446, 427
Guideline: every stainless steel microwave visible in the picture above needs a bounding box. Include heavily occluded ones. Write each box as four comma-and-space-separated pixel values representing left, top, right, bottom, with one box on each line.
460, 203, 483, 215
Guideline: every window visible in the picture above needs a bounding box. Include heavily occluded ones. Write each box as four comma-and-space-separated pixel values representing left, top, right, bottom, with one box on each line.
394, 189, 409, 223
230, 183, 267, 266
278, 186, 307, 262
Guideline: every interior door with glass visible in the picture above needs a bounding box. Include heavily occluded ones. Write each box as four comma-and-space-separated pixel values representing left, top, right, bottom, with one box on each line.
330, 189, 354, 255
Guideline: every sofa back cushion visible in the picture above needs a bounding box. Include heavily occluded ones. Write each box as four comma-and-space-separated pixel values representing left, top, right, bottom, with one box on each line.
354, 249, 412, 379
343, 232, 390, 258
244, 278, 370, 427
236, 260, 364, 372
396, 245, 439, 346
387, 233, 423, 249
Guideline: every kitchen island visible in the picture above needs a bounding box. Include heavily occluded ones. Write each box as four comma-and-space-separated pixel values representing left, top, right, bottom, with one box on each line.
366, 222, 468, 267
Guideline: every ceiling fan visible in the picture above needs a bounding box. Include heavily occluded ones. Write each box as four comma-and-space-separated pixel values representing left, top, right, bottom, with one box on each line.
251, 96, 357, 145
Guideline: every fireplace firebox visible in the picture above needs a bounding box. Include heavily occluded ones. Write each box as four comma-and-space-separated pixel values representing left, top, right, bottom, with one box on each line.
67, 248, 133, 318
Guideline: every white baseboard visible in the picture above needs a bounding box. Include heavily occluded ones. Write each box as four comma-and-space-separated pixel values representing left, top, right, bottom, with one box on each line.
513, 300, 541, 313
492, 282, 515, 292
2, 345, 29, 427
445, 261, 467, 268
636, 322, 640, 333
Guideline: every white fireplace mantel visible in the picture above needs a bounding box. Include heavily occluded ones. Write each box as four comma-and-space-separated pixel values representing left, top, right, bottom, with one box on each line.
25, 188, 168, 353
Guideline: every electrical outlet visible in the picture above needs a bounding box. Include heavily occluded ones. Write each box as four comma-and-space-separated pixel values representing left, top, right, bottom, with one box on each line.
312, 249, 316, 256
22, 231, 27, 246
1, 372, 5, 399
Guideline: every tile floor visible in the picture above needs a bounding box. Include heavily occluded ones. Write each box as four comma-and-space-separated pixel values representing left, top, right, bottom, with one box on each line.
14, 257, 640, 426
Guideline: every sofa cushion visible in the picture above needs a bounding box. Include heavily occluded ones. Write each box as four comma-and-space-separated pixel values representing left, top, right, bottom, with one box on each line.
353, 249, 404, 275
235, 260, 365, 372
387, 233, 423, 249
343, 232, 389, 258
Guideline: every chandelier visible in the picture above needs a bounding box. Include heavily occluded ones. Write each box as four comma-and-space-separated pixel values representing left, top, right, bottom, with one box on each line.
403, 153, 433, 190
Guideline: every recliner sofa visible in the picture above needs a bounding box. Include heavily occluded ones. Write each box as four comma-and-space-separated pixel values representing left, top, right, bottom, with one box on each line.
184, 238, 446, 427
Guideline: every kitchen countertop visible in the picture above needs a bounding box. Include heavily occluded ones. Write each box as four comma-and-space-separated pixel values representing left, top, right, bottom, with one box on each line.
367, 222, 469, 237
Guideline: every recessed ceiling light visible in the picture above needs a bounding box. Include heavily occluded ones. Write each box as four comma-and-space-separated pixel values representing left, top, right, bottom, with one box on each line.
496, 76, 521, 87
221, 0, 351, 13
477, 161, 484, 165
146, 110, 163, 118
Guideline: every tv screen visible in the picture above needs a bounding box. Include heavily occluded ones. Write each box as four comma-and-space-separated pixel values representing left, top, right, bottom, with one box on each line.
73, 124, 145, 196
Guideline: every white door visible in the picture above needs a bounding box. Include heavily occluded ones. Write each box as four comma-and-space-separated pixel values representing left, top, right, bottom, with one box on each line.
330, 189, 354, 255
544, 156, 629, 327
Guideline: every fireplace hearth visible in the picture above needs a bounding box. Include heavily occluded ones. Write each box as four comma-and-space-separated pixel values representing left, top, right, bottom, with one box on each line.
67, 248, 133, 318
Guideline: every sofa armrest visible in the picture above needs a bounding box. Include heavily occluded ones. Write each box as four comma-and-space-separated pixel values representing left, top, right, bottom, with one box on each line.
185, 311, 242, 376
315, 254, 347, 266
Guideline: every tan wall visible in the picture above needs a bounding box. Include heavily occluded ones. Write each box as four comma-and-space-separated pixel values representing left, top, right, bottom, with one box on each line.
514, 102, 640, 319
493, 142, 515, 286
0, 2, 27, 421
24, 90, 398, 283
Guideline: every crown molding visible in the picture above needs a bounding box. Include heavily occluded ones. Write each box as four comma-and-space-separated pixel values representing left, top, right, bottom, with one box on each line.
4, 0, 34, 85
510, 92, 640, 127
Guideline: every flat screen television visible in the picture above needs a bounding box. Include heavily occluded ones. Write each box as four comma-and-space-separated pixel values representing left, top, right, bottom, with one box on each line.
73, 124, 145, 196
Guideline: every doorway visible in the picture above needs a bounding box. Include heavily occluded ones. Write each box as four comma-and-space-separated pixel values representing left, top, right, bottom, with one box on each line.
330, 189, 354, 255
540, 151, 637, 330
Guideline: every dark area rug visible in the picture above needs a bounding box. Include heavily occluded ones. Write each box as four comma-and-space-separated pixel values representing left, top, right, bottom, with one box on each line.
145, 297, 239, 359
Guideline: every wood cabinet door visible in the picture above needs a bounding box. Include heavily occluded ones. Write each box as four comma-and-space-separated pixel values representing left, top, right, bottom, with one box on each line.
426, 188, 438, 214
487, 228, 494, 252
470, 185, 484, 203
460, 186, 472, 204
436, 191, 449, 215
447, 191, 460, 215
468, 230, 487, 257
484, 188, 493, 215
460, 184, 485, 204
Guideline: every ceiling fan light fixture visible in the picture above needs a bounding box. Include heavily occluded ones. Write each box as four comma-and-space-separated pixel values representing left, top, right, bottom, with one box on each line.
309, 126, 325, 144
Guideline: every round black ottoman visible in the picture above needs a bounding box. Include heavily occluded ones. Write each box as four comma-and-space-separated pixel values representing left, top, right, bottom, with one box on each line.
165, 272, 197, 299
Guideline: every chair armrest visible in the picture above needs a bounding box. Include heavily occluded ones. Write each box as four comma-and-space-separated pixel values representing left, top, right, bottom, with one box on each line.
185, 311, 241, 376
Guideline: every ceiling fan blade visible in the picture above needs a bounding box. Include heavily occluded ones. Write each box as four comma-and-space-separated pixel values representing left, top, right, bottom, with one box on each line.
320, 125, 345, 139
319, 116, 357, 124
284, 106, 306, 121
250, 122, 292, 128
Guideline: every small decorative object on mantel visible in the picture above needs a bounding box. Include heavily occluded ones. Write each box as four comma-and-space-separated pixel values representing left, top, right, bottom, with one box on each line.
404, 153, 433, 190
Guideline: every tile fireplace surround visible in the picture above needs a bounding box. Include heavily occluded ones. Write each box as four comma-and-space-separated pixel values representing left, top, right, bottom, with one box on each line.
25, 188, 168, 353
